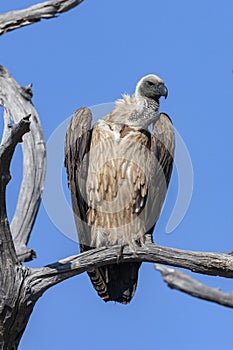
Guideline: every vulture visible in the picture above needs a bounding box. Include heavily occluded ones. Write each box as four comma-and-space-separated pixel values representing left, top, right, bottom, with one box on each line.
64, 74, 175, 304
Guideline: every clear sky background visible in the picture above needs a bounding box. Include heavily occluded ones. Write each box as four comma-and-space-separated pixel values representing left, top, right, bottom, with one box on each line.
1, 1, 233, 349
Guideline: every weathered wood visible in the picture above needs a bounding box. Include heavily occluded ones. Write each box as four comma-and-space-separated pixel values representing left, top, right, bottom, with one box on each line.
28, 243, 233, 296
2, 239, 233, 348
0, 0, 84, 36
155, 264, 233, 309
0, 116, 31, 264
0, 117, 33, 349
0, 265, 35, 350
0, 65, 46, 262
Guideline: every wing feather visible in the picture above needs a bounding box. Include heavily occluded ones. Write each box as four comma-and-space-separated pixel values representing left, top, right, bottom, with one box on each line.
65, 108, 112, 301
145, 112, 175, 236
64, 107, 92, 249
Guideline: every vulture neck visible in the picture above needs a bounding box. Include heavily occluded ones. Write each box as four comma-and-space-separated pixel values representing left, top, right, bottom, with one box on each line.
140, 96, 160, 111
104, 95, 160, 130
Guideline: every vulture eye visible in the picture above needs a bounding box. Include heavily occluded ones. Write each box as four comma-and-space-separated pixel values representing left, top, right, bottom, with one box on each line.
147, 81, 154, 86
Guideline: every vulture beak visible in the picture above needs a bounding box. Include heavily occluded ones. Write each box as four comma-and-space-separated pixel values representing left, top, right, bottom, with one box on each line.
158, 83, 168, 99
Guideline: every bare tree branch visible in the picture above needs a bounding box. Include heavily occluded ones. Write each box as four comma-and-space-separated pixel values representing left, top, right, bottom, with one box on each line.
27, 243, 233, 297
155, 264, 233, 309
0, 65, 46, 261
2, 242, 233, 348
0, 116, 31, 264
0, 0, 84, 36
0, 118, 31, 349
0, 116, 31, 168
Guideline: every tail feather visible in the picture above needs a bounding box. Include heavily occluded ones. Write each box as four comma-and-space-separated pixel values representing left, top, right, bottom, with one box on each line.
87, 263, 141, 304
87, 267, 109, 302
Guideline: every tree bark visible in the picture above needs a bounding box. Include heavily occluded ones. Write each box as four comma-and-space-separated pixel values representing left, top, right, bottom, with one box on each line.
3, 237, 233, 348
27, 243, 233, 297
0, 0, 84, 36
0, 117, 34, 350
0, 65, 46, 262
0, 265, 34, 350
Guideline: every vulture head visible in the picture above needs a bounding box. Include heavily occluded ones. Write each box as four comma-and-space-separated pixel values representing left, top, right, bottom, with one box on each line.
135, 74, 168, 102
105, 74, 168, 129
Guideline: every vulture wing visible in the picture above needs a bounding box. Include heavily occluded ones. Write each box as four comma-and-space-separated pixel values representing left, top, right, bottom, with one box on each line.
145, 112, 175, 239
64, 107, 92, 249
65, 108, 115, 302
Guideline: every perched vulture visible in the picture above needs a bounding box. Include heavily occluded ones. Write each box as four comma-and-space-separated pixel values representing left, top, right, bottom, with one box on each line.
65, 74, 175, 304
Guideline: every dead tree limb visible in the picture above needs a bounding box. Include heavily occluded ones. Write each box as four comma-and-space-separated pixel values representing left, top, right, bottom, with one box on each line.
3, 238, 233, 348
155, 264, 233, 309
0, 117, 32, 349
27, 243, 233, 297
0, 116, 30, 264
0, 65, 46, 262
0, 0, 84, 36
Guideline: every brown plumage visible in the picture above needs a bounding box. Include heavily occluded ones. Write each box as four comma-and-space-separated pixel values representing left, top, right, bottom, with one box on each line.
64, 74, 175, 303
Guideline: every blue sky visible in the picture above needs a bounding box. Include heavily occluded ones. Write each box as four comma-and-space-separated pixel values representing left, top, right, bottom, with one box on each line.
1, 1, 233, 349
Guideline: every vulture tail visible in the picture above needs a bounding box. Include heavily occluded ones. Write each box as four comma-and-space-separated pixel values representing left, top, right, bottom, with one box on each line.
87, 263, 141, 304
